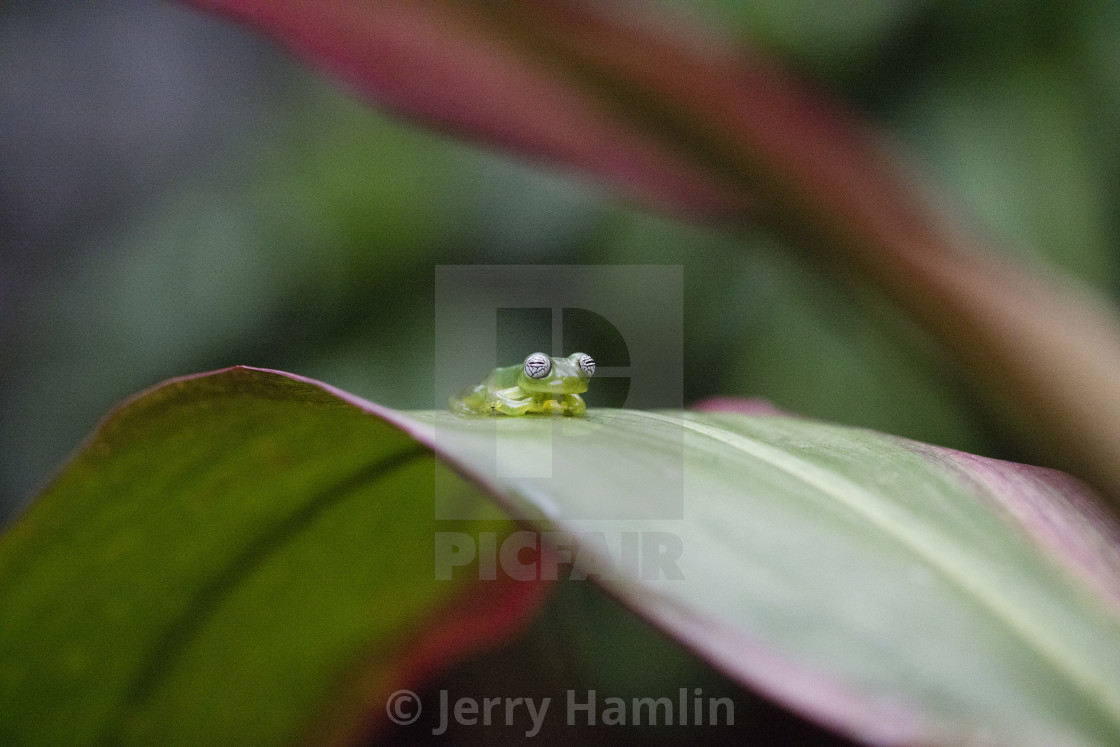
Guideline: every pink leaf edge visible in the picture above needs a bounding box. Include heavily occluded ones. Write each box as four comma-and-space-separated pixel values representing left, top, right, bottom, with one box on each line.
689, 396, 788, 417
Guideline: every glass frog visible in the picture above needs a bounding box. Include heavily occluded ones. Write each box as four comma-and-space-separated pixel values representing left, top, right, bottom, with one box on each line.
450, 352, 596, 416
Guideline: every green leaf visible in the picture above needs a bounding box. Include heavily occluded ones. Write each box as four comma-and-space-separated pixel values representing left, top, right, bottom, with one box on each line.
4, 367, 1120, 744
0, 369, 546, 746
419, 405, 1120, 745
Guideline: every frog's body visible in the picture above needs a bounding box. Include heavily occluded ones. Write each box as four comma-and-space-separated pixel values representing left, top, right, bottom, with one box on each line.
450, 352, 596, 416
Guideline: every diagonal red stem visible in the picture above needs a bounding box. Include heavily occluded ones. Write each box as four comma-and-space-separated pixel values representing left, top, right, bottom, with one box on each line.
183, 0, 1120, 506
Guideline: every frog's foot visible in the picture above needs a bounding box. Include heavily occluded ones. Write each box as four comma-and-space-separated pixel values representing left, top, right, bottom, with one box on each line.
561, 393, 586, 417
490, 387, 537, 416
449, 384, 489, 417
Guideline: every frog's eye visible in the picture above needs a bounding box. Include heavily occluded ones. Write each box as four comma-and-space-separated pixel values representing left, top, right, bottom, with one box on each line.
576, 353, 595, 376
524, 352, 551, 379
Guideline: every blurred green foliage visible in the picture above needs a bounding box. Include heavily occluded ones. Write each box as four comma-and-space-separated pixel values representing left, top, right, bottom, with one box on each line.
2, 5, 1119, 744
3, 0, 1119, 521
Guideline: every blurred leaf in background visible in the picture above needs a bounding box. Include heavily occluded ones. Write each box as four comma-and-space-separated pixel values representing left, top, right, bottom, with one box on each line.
0, 0, 607, 514
2, 0, 1119, 524
3, 2, 1120, 744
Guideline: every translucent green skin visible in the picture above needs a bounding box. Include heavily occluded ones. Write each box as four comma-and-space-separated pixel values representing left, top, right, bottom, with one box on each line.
450, 353, 591, 416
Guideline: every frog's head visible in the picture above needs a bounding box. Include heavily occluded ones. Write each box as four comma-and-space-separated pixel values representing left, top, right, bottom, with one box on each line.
517, 352, 595, 394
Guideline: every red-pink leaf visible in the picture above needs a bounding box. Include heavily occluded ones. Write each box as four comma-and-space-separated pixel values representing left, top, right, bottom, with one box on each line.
184, 0, 750, 218
181, 1, 1120, 506
690, 396, 787, 417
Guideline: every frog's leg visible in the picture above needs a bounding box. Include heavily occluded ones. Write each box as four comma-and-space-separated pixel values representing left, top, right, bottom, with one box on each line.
561, 393, 586, 416
527, 398, 565, 415
449, 384, 489, 416
490, 386, 537, 416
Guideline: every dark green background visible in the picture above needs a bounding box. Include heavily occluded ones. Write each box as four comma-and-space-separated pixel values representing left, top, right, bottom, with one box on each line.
2, 0, 1119, 520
